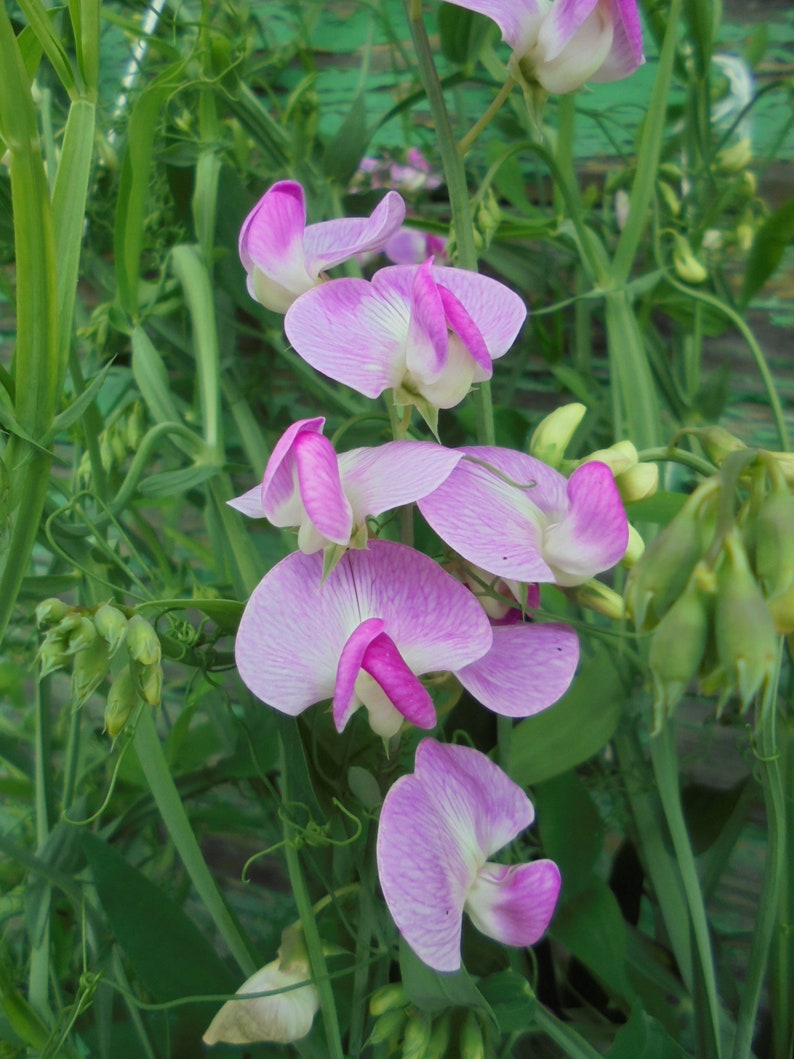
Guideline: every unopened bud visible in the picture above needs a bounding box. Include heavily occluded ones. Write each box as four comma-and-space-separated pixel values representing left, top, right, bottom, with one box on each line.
715, 530, 778, 714
658, 179, 681, 217
565, 579, 624, 620
616, 461, 659, 504
71, 636, 111, 707
134, 660, 162, 708
37, 631, 70, 678
529, 403, 586, 468
687, 426, 747, 467
736, 222, 754, 253
754, 473, 794, 599
401, 1010, 432, 1059
717, 137, 752, 172
649, 562, 712, 731
621, 524, 646, 567
625, 480, 719, 630
66, 616, 97, 655
104, 665, 141, 737
672, 234, 708, 284
459, 1010, 486, 1059
369, 984, 409, 1018
768, 580, 794, 635
126, 615, 161, 666
580, 440, 637, 478
36, 598, 69, 628
367, 1007, 407, 1047
93, 603, 128, 657
422, 1015, 452, 1059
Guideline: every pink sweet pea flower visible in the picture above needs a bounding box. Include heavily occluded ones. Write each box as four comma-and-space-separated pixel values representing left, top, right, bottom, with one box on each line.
284, 262, 526, 420
384, 228, 449, 266
228, 418, 462, 554
418, 446, 629, 587
239, 181, 406, 313
377, 738, 561, 972
235, 541, 494, 738
442, 0, 644, 94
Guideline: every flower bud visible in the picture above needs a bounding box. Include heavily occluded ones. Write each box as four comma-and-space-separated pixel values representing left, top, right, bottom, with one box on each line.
401, 1010, 432, 1059
35, 598, 69, 628
367, 1007, 408, 1047
649, 562, 712, 732
625, 480, 719, 631
564, 579, 624, 620
768, 580, 794, 636
126, 614, 161, 666
672, 234, 708, 284
134, 660, 163, 708
717, 137, 752, 173
65, 616, 97, 655
459, 1010, 486, 1059
715, 530, 778, 714
93, 603, 128, 657
369, 983, 409, 1018
37, 631, 70, 678
580, 440, 637, 478
616, 461, 659, 504
529, 403, 586, 468
104, 665, 141, 737
683, 426, 747, 467
71, 636, 111, 707
621, 524, 646, 567
422, 1015, 452, 1059
754, 475, 794, 599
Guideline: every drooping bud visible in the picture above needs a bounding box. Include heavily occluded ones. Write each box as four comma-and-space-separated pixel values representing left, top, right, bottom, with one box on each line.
648, 562, 713, 732
134, 660, 163, 708
616, 461, 659, 504
564, 579, 624, 620
93, 603, 128, 657
621, 524, 646, 567
625, 480, 720, 631
104, 665, 141, 737
65, 617, 97, 655
369, 983, 409, 1018
579, 440, 637, 477
35, 598, 69, 628
529, 403, 586, 469
681, 425, 747, 467
71, 636, 111, 707
672, 233, 708, 284
37, 630, 70, 678
715, 529, 778, 715
401, 1009, 432, 1059
459, 1010, 486, 1059
367, 1007, 408, 1047
125, 614, 161, 666
754, 464, 794, 599
422, 1015, 452, 1059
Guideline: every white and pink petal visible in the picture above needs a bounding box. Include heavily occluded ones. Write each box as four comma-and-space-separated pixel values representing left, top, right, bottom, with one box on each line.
465, 860, 561, 948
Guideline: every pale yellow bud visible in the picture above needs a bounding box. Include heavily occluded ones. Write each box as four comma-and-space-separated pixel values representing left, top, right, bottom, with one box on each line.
717, 137, 752, 173
581, 440, 638, 478
616, 461, 659, 504
621, 524, 646, 567
565, 579, 624, 620
529, 403, 587, 468
672, 234, 708, 284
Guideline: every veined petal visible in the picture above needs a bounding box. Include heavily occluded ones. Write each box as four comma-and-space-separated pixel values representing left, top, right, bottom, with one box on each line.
535, 0, 614, 93
227, 483, 266, 518
239, 182, 313, 312
536, 0, 600, 61
465, 860, 561, 948
438, 284, 492, 379
455, 621, 579, 717
542, 461, 628, 585
293, 431, 353, 547
334, 618, 385, 731
284, 278, 406, 398
338, 441, 462, 522
261, 418, 326, 526
303, 191, 406, 276
439, 0, 548, 53
203, 960, 319, 1045
362, 633, 436, 729
405, 260, 449, 384
590, 0, 644, 82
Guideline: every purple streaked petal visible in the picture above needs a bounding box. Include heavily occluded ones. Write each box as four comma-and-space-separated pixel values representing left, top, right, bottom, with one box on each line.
455, 621, 579, 717
261, 418, 326, 525
590, 0, 644, 82
303, 191, 406, 276
535, 1, 614, 93
239, 182, 313, 310
438, 284, 492, 379
439, 0, 545, 52
362, 633, 436, 729
536, 0, 599, 61
465, 860, 561, 948
338, 441, 462, 521
405, 261, 449, 383
284, 279, 406, 398
542, 461, 628, 585
292, 431, 353, 546
333, 618, 385, 731
228, 484, 266, 518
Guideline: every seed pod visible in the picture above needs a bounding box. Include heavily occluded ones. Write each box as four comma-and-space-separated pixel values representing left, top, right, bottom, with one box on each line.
126, 615, 161, 666
401, 1010, 432, 1059
649, 562, 712, 732
104, 665, 141, 737
93, 603, 128, 657
369, 983, 410, 1018
459, 1010, 486, 1059
35, 598, 69, 628
367, 1008, 408, 1047
71, 636, 111, 707
529, 403, 586, 469
715, 530, 778, 714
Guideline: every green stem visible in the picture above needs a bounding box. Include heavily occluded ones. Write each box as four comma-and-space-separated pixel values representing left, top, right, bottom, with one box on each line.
533, 1003, 604, 1059
649, 723, 722, 1059
732, 648, 785, 1059
458, 77, 516, 156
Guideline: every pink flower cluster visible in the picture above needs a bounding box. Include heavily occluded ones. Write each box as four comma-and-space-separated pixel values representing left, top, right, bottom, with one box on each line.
231, 181, 628, 977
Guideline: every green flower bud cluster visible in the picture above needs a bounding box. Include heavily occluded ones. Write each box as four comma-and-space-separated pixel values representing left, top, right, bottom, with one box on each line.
366, 986, 491, 1058
36, 600, 163, 737
626, 452, 793, 730
77, 400, 147, 483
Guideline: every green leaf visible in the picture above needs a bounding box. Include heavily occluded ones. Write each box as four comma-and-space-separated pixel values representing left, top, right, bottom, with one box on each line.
322, 91, 369, 184
626, 491, 688, 525
399, 938, 495, 1024
511, 646, 625, 785
46, 361, 113, 442
535, 772, 604, 901
740, 195, 794, 307
437, 5, 492, 66
476, 971, 537, 1034
138, 464, 219, 497
606, 1005, 693, 1058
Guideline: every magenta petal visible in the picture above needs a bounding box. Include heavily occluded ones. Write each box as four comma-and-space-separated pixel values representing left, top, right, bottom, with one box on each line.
590, 0, 644, 82
438, 0, 543, 51
333, 618, 385, 732
292, 431, 353, 545
239, 181, 306, 272
284, 279, 406, 398
429, 268, 526, 361
261, 418, 326, 525
542, 461, 629, 585
405, 261, 448, 382
438, 285, 492, 379
303, 191, 406, 276
362, 634, 436, 729
338, 441, 462, 521
456, 622, 579, 717
465, 860, 561, 948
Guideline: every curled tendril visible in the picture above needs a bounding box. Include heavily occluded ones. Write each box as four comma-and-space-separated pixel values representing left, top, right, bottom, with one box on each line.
241, 800, 362, 883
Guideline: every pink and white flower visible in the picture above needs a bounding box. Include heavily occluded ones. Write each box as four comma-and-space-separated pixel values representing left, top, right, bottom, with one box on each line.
228, 418, 461, 554
377, 739, 561, 972
418, 446, 629, 587
203, 957, 318, 1046
442, 0, 644, 94
239, 181, 405, 313
284, 261, 526, 418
